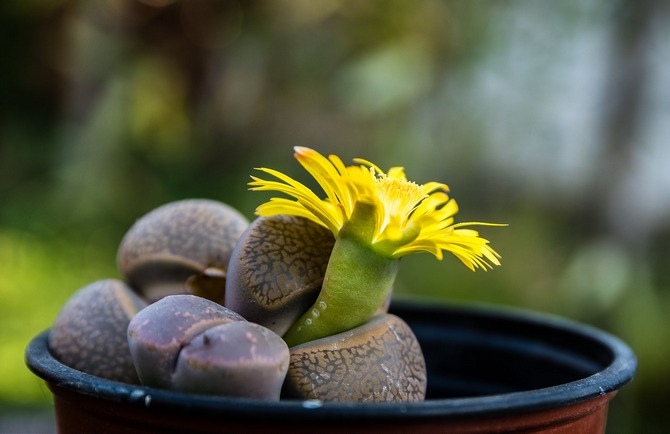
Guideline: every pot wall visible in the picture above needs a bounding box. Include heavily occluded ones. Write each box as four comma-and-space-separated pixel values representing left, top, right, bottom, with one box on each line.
48, 383, 615, 433
26, 301, 637, 433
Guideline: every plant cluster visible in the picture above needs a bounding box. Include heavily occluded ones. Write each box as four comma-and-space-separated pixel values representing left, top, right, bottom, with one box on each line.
49, 148, 502, 402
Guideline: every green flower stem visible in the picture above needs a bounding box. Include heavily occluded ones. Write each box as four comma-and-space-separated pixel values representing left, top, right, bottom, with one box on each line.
282, 230, 399, 348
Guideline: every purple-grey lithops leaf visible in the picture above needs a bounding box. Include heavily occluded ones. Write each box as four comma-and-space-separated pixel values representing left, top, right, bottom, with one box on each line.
49, 279, 147, 384
127, 294, 244, 388
117, 199, 249, 303
283, 313, 427, 403
171, 321, 289, 399
225, 215, 335, 336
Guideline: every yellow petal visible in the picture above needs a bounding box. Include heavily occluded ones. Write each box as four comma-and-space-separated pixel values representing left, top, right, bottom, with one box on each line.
251, 147, 505, 270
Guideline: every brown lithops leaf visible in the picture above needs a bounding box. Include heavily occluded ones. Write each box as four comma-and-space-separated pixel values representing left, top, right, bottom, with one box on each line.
225, 215, 335, 336
283, 313, 427, 403
171, 321, 289, 399
127, 294, 244, 388
117, 199, 248, 302
49, 279, 147, 384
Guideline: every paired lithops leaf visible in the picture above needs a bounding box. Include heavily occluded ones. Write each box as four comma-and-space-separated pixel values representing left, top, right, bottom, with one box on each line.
49, 279, 147, 384
172, 321, 289, 400
225, 215, 335, 336
127, 294, 244, 388
117, 199, 249, 303
128, 294, 289, 398
283, 313, 427, 402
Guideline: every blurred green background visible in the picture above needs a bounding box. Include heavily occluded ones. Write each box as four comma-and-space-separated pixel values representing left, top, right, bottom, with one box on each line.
1, 0, 669, 432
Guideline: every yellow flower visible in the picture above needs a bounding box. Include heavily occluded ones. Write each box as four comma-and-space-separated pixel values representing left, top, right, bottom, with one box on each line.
249, 147, 505, 346
250, 146, 502, 271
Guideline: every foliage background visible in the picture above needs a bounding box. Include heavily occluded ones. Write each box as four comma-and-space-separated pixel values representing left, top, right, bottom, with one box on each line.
1, 1, 669, 432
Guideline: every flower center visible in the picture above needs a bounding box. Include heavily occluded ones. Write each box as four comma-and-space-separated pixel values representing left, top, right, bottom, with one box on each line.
374, 174, 426, 227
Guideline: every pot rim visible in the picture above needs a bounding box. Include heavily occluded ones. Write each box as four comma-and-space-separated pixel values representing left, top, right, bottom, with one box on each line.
25, 300, 637, 421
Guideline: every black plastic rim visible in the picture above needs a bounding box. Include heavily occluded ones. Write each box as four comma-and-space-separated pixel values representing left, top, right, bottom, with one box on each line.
25, 300, 637, 421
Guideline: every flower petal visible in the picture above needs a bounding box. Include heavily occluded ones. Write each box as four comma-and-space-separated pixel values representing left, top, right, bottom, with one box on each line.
251, 147, 504, 270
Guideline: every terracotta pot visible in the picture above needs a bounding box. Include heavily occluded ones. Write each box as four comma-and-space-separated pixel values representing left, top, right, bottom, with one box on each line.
25, 301, 636, 433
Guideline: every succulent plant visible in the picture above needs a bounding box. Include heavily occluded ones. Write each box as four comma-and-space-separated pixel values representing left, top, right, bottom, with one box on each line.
172, 321, 289, 400
127, 294, 244, 388
128, 294, 289, 398
225, 215, 335, 336
49, 279, 147, 384
282, 313, 427, 402
117, 199, 249, 303
43, 147, 504, 405
250, 147, 502, 347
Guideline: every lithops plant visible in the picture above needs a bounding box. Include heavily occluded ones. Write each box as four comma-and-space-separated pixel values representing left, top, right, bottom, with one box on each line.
47, 147, 503, 405
282, 313, 427, 403
117, 199, 249, 303
250, 147, 502, 348
127, 294, 244, 388
225, 215, 335, 336
49, 279, 147, 384
128, 294, 289, 399
172, 321, 289, 400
